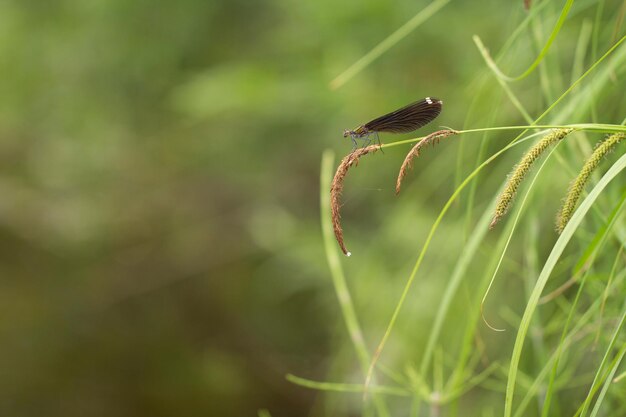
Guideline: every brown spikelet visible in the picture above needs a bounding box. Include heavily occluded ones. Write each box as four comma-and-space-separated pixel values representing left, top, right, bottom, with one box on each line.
556, 132, 626, 233
395, 129, 459, 195
330, 144, 381, 256
524, 0, 532, 10
489, 129, 573, 229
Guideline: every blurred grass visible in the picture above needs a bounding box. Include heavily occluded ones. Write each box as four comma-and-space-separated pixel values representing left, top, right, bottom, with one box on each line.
0, 1, 625, 416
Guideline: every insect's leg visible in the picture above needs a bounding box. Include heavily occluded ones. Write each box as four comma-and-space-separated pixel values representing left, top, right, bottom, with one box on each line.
351, 136, 358, 152
375, 132, 384, 154
362, 133, 372, 148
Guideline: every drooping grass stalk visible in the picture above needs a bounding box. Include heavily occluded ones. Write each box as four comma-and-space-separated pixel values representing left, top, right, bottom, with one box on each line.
557, 132, 626, 233
329, 0, 450, 90
490, 129, 573, 229
503, 153, 626, 417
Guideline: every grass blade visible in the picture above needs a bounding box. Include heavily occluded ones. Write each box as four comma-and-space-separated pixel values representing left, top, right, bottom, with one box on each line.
504, 153, 626, 417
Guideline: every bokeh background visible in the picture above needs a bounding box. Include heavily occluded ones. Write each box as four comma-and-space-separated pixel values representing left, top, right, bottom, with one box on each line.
1, 1, 625, 416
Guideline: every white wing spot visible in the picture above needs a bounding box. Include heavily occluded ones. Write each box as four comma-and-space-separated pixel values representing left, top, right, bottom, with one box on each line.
425, 97, 433, 104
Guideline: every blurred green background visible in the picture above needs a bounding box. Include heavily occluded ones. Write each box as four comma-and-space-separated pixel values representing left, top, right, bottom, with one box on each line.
0, 1, 624, 416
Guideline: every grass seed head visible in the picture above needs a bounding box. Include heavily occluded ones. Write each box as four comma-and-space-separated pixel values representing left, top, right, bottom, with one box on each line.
330, 144, 381, 256
556, 132, 626, 233
395, 129, 459, 195
490, 129, 573, 229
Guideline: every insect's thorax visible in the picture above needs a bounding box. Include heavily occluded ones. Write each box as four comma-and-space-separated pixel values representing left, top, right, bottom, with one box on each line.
349, 125, 369, 138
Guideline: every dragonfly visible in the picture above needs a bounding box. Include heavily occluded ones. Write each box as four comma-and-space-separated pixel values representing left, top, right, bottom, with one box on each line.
343, 97, 443, 149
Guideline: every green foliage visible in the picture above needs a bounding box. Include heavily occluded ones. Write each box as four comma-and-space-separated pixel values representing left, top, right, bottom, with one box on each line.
0, 1, 625, 416
298, 1, 626, 416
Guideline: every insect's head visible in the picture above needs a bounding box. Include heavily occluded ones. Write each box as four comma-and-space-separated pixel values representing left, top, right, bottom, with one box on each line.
343, 130, 352, 138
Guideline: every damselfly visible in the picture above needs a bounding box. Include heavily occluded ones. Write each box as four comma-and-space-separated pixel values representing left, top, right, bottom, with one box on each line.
343, 97, 443, 149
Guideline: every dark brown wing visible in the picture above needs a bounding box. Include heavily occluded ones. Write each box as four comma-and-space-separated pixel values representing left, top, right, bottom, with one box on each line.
363, 97, 442, 134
